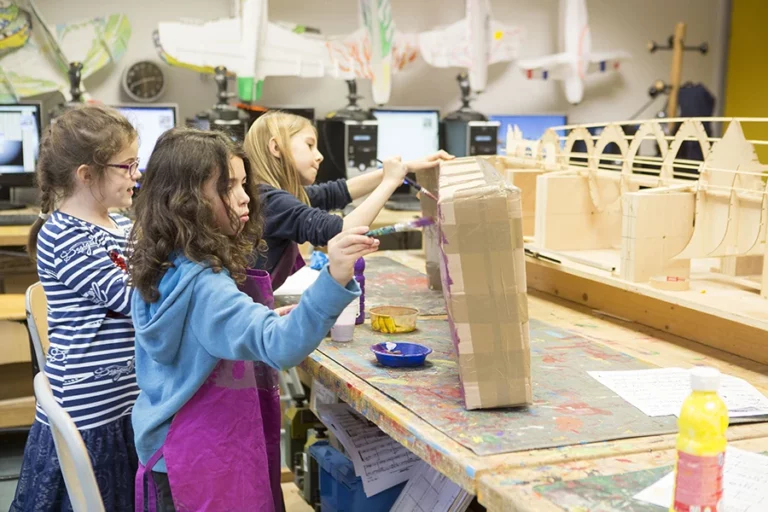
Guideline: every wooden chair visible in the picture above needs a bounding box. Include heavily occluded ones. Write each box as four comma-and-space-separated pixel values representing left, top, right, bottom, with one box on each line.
33, 372, 105, 511
25, 281, 49, 372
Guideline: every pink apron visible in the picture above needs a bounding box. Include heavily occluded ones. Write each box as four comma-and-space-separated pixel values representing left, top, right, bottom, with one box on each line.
268, 242, 306, 291
135, 268, 284, 511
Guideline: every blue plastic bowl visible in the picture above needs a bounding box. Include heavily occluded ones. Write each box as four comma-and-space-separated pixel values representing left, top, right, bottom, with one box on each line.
370, 342, 432, 367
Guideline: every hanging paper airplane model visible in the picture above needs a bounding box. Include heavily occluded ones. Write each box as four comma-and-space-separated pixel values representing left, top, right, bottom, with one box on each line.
0, 0, 131, 103
418, 0, 523, 93
516, 0, 630, 104
154, 0, 418, 105
323, 0, 418, 105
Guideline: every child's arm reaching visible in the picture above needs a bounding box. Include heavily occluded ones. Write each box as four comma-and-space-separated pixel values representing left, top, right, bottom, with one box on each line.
341, 151, 454, 232
191, 228, 379, 369
345, 150, 454, 200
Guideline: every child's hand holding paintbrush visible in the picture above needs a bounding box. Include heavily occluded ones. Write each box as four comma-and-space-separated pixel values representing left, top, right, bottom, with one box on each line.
376, 158, 440, 201
365, 216, 435, 237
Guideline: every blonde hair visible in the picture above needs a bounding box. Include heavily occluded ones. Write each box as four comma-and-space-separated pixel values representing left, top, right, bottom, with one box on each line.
244, 111, 315, 206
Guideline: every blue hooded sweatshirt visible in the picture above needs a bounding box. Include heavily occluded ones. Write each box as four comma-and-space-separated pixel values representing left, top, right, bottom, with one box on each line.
131, 254, 359, 472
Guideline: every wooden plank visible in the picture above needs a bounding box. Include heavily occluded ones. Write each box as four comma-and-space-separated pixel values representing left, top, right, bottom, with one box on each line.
0, 226, 31, 247
525, 256, 768, 365
0, 395, 35, 429
0, 320, 31, 365
281, 467, 294, 484
0, 294, 26, 321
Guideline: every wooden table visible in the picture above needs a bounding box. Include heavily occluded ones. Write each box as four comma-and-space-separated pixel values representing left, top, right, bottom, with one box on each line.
299, 250, 768, 510
0, 207, 37, 247
476, 436, 768, 511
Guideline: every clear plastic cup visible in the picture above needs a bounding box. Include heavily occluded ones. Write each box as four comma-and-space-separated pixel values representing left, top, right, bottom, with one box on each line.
331, 303, 358, 342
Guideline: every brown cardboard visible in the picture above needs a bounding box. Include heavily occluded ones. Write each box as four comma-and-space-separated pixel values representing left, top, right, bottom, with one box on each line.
417, 167, 442, 290
437, 157, 532, 410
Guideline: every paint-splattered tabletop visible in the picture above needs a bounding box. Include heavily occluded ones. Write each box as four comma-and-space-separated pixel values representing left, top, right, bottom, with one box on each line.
275, 256, 447, 316
321, 319, 672, 456
476, 437, 768, 512
362, 256, 446, 316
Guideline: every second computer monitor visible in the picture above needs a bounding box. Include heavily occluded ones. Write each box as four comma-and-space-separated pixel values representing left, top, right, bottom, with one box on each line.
488, 114, 567, 155
113, 104, 178, 171
371, 108, 440, 163
0, 102, 42, 185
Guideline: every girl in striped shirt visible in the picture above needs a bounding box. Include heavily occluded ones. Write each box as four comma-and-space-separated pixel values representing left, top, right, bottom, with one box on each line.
11, 106, 140, 512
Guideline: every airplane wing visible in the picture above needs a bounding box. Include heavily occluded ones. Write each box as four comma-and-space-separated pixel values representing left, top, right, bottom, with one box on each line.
517, 53, 571, 80
418, 19, 471, 68
419, 19, 523, 68
258, 22, 326, 78
156, 17, 327, 80
155, 18, 246, 74
0, 1, 130, 103
324, 28, 417, 80
488, 21, 523, 64
586, 50, 630, 74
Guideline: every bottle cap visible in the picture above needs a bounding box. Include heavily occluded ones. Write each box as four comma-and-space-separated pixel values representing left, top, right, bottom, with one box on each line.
690, 366, 721, 392
354, 257, 365, 273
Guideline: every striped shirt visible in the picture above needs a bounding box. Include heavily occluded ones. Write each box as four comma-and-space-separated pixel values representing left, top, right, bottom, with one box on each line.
35, 211, 138, 430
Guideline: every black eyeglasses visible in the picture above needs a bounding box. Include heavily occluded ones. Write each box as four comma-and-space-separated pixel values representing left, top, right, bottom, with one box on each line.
107, 159, 141, 176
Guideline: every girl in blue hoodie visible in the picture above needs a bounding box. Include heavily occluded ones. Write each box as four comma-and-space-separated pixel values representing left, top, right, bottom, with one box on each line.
128, 128, 379, 512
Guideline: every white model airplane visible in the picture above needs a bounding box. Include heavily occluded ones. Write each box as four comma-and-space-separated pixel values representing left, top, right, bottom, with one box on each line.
323, 0, 418, 105
516, 0, 630, 104
418, 0, 523, 93
0, 0, 130, 103
155, 0, 418, 105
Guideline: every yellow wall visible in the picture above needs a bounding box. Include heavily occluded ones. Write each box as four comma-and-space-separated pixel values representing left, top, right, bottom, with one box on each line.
724, 0, 768, 162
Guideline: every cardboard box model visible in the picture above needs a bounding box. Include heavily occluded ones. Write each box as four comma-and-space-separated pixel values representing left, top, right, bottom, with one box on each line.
437, 157, 532, 410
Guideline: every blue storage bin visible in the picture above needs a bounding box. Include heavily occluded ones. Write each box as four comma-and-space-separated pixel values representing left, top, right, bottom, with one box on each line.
309, 443, 406, 512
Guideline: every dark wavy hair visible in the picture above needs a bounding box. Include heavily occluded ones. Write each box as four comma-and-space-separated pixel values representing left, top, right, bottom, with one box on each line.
129, 128, 263, 303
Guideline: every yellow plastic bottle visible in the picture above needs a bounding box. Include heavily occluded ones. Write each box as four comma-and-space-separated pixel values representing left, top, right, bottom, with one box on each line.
670, 367, 730, 512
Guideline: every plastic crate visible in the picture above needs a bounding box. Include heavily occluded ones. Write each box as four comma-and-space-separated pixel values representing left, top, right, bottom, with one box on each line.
309, 443, 406, 512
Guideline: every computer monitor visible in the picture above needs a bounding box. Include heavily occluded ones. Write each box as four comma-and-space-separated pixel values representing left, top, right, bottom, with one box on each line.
113, 104, 178, 171
371, 108, 440, 203
488, 114, 567, 155
0, 102, 42, 208
371, 108, 440, 163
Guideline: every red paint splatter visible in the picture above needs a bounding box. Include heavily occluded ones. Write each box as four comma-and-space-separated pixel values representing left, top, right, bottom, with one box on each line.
556, 416, 583, 433
553, 398, 612, 417
542, 354, 566, 364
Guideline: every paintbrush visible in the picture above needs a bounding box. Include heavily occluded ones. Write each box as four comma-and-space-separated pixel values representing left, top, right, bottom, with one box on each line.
376, 159, 439, 201
365, 216, 435, 237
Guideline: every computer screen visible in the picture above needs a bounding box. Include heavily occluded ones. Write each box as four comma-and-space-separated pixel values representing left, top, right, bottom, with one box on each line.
0, 103, 42, 179
113, 104, 177, 171
371, 109, 440, 162
488, 114, 567, 155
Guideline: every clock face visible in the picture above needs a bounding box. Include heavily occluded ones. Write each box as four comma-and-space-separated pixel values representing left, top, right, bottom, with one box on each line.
122, 61, 165, 102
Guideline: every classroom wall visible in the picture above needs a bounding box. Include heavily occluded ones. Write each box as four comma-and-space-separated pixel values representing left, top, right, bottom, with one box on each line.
33, 0, 727, 127
723, 0, 768, 162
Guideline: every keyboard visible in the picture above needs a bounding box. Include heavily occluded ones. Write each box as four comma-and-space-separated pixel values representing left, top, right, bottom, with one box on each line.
0, 213, 40, 225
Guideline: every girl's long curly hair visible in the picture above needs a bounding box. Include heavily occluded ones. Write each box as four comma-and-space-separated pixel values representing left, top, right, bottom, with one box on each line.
129, 128, 263, 303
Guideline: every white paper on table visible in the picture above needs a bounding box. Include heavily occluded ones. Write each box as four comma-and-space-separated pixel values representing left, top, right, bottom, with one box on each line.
587, 368, 768, 418
273, 266, 320, 296
634, 447, 768, 511
390, 461, 472, 512
316, 403, 420, 497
